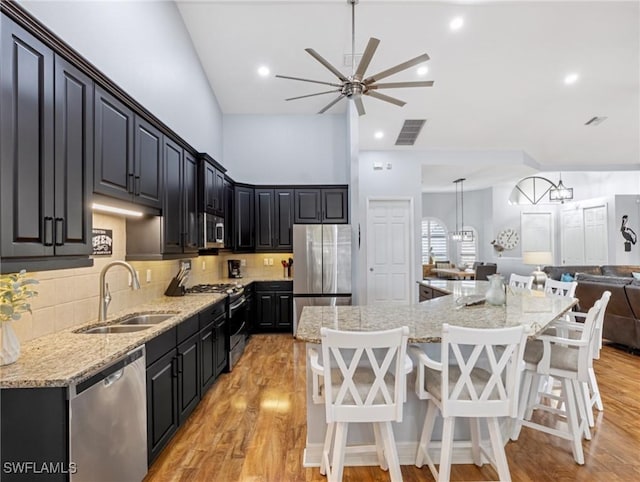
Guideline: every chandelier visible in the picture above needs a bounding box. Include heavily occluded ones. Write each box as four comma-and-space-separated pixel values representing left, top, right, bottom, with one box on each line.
451, 178, 474, 242
549, 173, 574, 202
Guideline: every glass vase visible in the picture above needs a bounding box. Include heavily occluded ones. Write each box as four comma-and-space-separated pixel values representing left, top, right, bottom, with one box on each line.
485, 274, 506, 306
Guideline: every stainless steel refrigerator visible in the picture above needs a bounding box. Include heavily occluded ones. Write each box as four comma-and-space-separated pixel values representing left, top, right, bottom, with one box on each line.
293, 224, 352, 332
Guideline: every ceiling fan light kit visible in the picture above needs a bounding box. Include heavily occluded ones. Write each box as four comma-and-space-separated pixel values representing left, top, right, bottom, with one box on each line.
275, 0, 433, 116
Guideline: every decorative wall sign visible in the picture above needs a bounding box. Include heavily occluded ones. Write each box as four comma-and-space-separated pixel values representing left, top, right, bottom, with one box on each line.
620, 215, 637, 252
92, 228, 113, 256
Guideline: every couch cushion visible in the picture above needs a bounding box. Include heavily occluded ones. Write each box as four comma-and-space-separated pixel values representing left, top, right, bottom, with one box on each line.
601, 265, 640, 277
575, 273, 633, 285
543, 265, 602, 281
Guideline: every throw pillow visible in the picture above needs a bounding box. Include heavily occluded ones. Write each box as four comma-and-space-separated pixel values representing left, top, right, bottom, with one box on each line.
632, 272, 640, 281
561, 273, 574, 282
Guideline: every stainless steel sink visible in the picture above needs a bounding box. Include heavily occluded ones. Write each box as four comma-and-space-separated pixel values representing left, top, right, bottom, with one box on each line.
117, 313, 176, 325
77, 325, 152, 334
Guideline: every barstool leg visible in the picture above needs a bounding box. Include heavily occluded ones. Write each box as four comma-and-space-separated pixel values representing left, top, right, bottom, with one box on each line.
320, 422, 334, 475
487, 417, 511, 481
469, 418, 482, 466
416, 401, 437, 468
373, 422, 388, 470
589, 367, 603, 412
379, 422, 402, 482
438, 417, 455, 482
562, 379, 585, 465
329, 422, 349, 482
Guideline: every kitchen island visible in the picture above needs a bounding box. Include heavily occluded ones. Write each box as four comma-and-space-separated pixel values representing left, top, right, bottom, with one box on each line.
295, 280, 577, 467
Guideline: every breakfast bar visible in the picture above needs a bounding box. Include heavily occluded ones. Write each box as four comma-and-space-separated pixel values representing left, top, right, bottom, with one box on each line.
295, 280, 577, 467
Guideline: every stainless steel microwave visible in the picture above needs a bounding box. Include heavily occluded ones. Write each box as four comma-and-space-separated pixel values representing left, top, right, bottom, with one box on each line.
201, 213, 224, 249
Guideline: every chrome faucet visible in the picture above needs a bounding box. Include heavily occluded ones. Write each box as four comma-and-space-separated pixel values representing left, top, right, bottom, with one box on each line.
99, 261, 141, 321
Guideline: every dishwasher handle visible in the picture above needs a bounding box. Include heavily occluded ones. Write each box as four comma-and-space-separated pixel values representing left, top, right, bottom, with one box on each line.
104, 368, 124, 387
71, 347, 145, 398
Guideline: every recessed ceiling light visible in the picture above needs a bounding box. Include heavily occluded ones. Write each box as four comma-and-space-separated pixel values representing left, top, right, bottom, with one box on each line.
257, 65, 270, 77
450, 17, 464, 31
374, 131, 384, 139
417, 66, 429, 76
564, 73, 579, 85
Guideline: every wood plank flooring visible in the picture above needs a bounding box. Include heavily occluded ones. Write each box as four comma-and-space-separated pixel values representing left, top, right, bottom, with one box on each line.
145, 335, 640, 481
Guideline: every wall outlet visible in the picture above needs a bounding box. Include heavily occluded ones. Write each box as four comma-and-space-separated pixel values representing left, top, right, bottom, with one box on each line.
268, 258, 273, 266
263, 258, 269, 266
240, 259, 246, 267
146, 269, 152, 283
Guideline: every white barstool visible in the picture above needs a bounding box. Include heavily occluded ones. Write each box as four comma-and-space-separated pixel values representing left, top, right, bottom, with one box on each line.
509, 273, 534, 290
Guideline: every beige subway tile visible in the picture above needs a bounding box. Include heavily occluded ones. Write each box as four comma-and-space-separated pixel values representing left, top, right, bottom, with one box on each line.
12, 314, 34, 344
75, 297, 98, 326
32, 306, 56, 339
29, 279, 57, 310
54, 277, 78, 304
54, 303, 75, 332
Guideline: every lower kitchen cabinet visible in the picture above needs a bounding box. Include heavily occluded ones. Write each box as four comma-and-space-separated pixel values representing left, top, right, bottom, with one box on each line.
199, 300, 227, 392
254, 281, 293, 332
177, 331, 201, 425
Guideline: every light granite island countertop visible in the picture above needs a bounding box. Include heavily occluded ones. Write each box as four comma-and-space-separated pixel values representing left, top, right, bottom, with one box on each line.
295, 280, 578, 343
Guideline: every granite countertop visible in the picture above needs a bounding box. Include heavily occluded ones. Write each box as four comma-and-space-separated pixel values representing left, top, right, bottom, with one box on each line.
295, 281, 577, 344
0, 275, 293, 389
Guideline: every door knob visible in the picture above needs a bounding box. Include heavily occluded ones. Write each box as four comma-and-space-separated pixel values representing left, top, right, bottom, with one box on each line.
369, 268, 374, 272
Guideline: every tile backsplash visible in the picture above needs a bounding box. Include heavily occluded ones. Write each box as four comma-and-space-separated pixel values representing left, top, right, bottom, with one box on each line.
11, 213, 291, 344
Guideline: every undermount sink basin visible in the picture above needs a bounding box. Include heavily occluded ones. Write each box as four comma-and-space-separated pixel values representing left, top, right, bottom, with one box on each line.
117, 313, 177, 325
77, 325, 152, 334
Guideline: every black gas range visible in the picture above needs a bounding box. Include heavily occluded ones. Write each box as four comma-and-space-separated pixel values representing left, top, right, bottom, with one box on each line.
186, 283, 247, 371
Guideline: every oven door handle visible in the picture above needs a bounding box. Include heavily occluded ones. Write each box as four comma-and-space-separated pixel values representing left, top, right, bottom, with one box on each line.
230, 321, 246, 338
229, 298, 246, 315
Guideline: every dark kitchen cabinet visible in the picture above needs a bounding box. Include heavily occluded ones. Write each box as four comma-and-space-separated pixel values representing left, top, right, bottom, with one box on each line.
254, 281, 293, 332
95, 87, 162, 210
294, 187, 348, 224
214, 317, 228, 377
183, 152, 199, 252
199, 301, 226, 392
199, 155, 225, 216
224, 179, 235, 248
255, 189, 294, 252
235, 185, 255, 251
0, 17, 93, 271
177, 332, 201, 425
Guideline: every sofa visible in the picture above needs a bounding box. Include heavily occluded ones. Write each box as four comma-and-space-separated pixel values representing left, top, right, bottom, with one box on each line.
543, 265, 640, 350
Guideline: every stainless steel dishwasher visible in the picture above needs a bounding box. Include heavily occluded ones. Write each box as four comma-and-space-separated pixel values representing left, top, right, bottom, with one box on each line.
69, 346, 147, 482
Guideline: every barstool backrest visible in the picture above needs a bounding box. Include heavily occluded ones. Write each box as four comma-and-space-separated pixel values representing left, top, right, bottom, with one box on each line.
320, 326, 409, 424
544, 278, 578, 298
509, 273, 534, 290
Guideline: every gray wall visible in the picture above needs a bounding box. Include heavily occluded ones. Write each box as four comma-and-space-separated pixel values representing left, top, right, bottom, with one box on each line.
222, 114, 348, 184
18, 0, 223, 159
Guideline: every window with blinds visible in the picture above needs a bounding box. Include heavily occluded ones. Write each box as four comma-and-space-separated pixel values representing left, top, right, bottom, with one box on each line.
421, 218, 449, 263
457, 227, 478, 266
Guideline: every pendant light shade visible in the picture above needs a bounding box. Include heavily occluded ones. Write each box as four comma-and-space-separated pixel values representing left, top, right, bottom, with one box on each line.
451, 178, 474, 242
549, 174, 574, 202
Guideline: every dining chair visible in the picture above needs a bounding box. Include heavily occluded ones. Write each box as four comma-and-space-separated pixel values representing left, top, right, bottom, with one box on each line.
411, 324, 529, 482
543, 278, 578, 298
475, 264, 497, 281
308, 326, 410, 482
511, 296, 606, 465
509, 274, 534, 290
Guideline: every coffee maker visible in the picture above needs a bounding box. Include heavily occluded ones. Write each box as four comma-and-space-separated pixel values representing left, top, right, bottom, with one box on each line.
228, 259, 242, 278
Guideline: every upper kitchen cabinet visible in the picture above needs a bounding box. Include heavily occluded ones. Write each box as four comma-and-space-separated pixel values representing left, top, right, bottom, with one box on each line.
234, 185, 255, 251
223, 178, 235, 248
94, 87, 162, 211
255, 189, 294, 252
0, 16, 93, 272
198, 153, 226, 217
294, 187, 349, 224
126, 138, 198, 259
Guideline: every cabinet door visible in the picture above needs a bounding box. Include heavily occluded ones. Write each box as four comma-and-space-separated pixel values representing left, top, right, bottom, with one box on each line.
146, 349, 179, 464
214, 168, 225, 216
214, 316, 227, 377
53, 55, 93, 256
202, 161, 216, 213
200, 323, 215, 393
294, 189, 321, 224
255, 189, 274, 251
134, 116, 162, 209
235, 186, 255, 251
94, 85, 134, 200
0, 18, 55, 258
224, 180, 234, 248
256, 292, 276, 329
276, 292, 293, 331
275, 189, 294, 250
183, 152, 199, 253
163, 137, 183, 253
322, 188, 348, 223
177, 332, 200, 424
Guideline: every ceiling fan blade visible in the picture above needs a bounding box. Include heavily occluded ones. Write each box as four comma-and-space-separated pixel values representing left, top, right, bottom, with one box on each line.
275, 74, 342, 88
353, 37, 380, 81
285, 89, 342, 101
305, 48, 348, 82
318, 94, 345, 114
354, 96, 366, 116
370, 80, 434, 89
365, 90, 406, 107
363, 53, 430, 85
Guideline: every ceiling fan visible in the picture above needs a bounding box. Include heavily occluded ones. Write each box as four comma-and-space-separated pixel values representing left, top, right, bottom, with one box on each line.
275, 0, 434, 116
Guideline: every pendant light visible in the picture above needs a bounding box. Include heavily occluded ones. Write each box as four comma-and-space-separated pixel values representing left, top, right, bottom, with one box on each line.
549, 172, 573, 203
451, 178, 474, 242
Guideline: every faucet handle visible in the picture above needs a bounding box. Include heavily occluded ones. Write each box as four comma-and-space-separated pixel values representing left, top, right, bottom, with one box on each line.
105, 282, 112, 305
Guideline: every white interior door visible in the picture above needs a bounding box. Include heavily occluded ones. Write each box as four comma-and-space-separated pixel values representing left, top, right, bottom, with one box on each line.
366, 199, 413, 304
561, 209, 585, 265
584, 205, 608, 264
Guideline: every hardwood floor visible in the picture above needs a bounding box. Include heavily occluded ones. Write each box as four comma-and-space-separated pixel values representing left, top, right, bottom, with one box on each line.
145, 335, 640, 481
